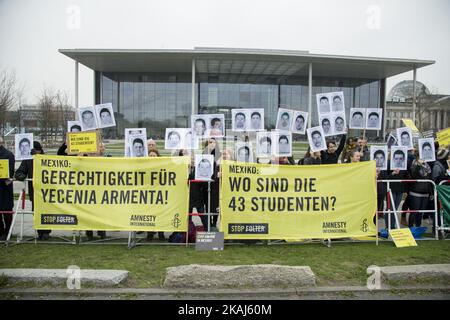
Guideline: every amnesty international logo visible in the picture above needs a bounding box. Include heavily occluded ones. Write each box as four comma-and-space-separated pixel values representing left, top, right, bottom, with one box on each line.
172, 213, 181, 228
361, 218, 368, 232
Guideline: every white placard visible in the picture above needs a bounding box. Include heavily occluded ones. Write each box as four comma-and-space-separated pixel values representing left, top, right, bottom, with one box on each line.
307, 126, 327, 152
15, 133, 33, 160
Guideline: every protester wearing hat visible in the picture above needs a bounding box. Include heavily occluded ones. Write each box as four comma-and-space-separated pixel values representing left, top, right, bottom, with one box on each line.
14, 141, 51, 240
432, 147, 450, 184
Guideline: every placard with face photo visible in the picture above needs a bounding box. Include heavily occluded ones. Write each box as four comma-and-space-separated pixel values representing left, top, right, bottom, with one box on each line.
191, 115, 209, 138
231, 109, 249, 132
68, 121, 82, 133
256, 131, 274, 158
15, 133, 33, 160
95, 103, 116, 129
307, 126, 327, 152
235, 142, 254, 163
183, 128, 199, 150
349, 108, 366, 129
78, 106, 98, 131
316, 93, 331, 114
275, 108, 293, 131
330, 92, 345, 113
207, 114, 225, 137
165, 128, 183, 150
124, 128, 147, 157
291, 111, 308, 134
365, 108, 383, 130
332, 113, 347, 135
248, 109, 265, 131
195, 154, 214, 181
128, 134, 148, 158
370, 146, 388, 171
273, 131, 292, 157
396, 127, 413, 150
386, 132, 398, 150
418, 138, 436, 162
319, 114, 334, 137
390, 146, 408, 171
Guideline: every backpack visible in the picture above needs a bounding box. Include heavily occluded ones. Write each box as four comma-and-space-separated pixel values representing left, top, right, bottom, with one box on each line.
169, 220, 205, 243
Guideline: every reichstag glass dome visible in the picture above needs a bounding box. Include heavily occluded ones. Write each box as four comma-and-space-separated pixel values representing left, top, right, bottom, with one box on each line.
387, 80, 430, 102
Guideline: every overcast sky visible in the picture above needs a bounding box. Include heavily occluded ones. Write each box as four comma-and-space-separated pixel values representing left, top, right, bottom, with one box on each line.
0, 0, 449, 107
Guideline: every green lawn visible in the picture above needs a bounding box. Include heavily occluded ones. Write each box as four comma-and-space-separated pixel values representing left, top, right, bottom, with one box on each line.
1, 241, 449, 288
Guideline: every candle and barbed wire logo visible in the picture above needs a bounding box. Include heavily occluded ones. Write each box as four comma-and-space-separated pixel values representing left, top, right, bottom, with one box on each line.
360, 218, 368, 232
172, 213, 181, 228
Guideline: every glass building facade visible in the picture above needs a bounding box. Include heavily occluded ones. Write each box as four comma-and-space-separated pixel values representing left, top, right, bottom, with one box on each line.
97, 71, 385, 139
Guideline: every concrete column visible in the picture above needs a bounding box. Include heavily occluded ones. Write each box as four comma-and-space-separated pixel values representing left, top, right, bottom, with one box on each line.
308, 63, 312, 128
75, 60, 79, 109
191, 59, 196, 115
412, 68, 417, 123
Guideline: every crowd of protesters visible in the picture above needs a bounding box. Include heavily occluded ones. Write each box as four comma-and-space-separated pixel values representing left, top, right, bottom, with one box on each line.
1, 133, 449, 242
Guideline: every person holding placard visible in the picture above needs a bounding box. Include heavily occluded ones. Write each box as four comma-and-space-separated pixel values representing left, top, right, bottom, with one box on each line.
0, 137, 15, 241
321, 134, 346, 164
14, 141, 51, 240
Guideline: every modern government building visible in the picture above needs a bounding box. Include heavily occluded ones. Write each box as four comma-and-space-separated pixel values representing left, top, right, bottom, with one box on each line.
59, 47, 436, 140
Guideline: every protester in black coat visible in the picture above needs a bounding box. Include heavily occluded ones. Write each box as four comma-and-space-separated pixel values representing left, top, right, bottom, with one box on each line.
0, 138, 15, 241
321, 134, 346, 164
408, 157, 432, 227
14, 141, 51, 240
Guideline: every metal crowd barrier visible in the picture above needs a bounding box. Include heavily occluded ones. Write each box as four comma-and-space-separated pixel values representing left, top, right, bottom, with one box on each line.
437, 180, 450, 239
377, 179, 439, 241
3, 177, 447, 248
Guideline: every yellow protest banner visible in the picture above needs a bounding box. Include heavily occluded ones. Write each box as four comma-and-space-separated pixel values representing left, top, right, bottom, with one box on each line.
401, 119, 420, 133
33, 155, 190, 231
389, 228, 417, 248
0, 159, 9, 179
67, 131, 99, 154
220, 160, 377, 240
436, 127, 450, 146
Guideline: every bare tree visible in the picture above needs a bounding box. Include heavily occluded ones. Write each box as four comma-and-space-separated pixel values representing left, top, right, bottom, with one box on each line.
55, 90, 75, 135
0, 69, 23, 137
37, 88, 75, 145
37, 87, 58, 144
415, 87, 438, 131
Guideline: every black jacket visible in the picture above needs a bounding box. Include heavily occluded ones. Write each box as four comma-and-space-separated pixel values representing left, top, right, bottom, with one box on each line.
320, 134, 346, 164
409, 160, 433, 195
14, 159, 34, 206
0, 145, 15, 210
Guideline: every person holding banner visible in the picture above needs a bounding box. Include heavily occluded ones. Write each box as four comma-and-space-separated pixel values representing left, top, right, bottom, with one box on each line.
14, 141, 52, 240
85, 144, 108, 241
203, 138, 221, 230
300, 148, 321, 165
0, 137, 15, 241
146, 148, 166, 241
341, 137, 357, 163
349, 149, 361, 163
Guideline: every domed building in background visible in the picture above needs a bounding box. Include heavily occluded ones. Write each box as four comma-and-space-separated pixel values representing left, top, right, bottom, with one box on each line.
387, 80, 430, 102
385, 81, 449, 133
